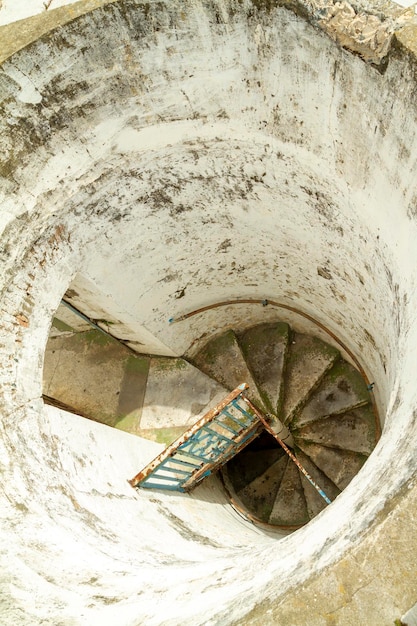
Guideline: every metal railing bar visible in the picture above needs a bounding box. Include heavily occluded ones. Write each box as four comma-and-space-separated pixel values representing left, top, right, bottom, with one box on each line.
242, 396, 332, 506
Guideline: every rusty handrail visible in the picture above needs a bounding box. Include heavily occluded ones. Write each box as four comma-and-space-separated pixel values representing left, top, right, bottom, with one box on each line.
242, 396, 332, 506
169, 298, 366, 384
128, 383, 249, 488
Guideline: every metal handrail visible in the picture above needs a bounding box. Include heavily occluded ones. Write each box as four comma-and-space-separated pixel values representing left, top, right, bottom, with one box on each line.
128, 383, 259, 490
242, 396, 332, 506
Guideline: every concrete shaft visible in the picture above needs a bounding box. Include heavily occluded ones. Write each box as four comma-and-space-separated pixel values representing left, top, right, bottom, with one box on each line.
1, 1, 417, 625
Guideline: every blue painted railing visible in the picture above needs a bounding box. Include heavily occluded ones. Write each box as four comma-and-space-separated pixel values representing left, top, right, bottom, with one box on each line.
128, 384, 263, 493
129, 383, 332, 507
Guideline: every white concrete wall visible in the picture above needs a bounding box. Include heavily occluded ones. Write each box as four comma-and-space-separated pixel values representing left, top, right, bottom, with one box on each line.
0, 0, 414, 29
1, 1, 417, 623
9, 404, 276, 625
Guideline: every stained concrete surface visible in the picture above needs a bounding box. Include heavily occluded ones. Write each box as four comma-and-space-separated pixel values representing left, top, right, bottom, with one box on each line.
140, 357, 226, 429
294, 406, 377, 455
43, 330, 149, 428
43, 329, 226, 437
296, 449, 341, 518
296, 440, 367, 489
191, 330, 265, 409
269, 459, 309, 526
238, 322, 290, 414
281, 335, 339, 423
242, 473, 417, 625
2, 0, 417, 624
293, 360, 370, 427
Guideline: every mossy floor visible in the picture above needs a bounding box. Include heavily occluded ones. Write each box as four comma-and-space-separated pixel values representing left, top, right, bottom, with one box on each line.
43, 329, 226, 440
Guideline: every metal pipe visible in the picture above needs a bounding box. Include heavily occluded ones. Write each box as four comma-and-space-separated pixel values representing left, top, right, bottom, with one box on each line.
60, 299, 138, 354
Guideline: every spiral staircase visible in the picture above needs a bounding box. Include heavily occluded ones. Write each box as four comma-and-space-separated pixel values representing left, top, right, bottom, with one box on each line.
191, 322, 379, 529
44, 316, 379, 531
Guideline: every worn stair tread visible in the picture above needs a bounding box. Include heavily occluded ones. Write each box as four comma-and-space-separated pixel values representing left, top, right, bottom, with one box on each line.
237, 455, 289, 523
281, 333, 339, 426
268, 457, 310, 526
292, 360, 370, 428
295, 448, 341, 519
43, 330, 150, 429
190, 329, 265, 409
296, 440, 368, 490
140, 357, 227, 430
293, 405, 377, 455
238, 322, 290, 414
226, 448, 285, 493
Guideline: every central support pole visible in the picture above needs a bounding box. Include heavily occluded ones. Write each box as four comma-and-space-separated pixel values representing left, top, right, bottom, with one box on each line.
242, 396, 332, 506
266, 414, 294, 448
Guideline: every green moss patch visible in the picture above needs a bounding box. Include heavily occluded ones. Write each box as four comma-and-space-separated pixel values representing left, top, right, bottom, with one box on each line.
137, 426, 188, 446
52, 317, 75, 332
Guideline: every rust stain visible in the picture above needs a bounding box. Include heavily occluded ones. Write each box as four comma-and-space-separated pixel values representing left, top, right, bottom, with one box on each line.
15, 313, 29, 327
48, 223, 66, 247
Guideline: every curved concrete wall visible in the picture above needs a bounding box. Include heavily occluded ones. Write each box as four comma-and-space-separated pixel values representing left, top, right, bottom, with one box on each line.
1, 1, 417, 623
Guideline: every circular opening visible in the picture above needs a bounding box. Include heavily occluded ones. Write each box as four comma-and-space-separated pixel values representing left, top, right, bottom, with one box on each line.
2, 1, 417, 622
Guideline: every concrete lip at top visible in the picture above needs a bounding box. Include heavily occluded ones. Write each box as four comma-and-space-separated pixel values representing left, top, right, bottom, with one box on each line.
1, 0, 417, 624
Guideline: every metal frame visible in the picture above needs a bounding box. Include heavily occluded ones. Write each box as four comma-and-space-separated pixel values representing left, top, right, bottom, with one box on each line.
129, 383, 332, 506
128, 383, 263, 492
242, 396, 332, 505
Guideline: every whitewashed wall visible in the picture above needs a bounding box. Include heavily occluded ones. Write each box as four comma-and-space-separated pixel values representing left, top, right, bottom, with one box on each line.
0, 0, 414, 28
1, 1, 417, 624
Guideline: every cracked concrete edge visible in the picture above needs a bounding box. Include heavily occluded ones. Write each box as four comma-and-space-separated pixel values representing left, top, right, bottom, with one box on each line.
0, 0, 416, 68
237, 474, 417, 625
283, 0, 417, 65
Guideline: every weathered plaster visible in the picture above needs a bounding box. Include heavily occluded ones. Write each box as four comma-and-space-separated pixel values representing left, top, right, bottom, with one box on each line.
0, 0, 415, 66
0, 0, 116, 63
1, 1, 417, 624
241, 473, 417, 625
